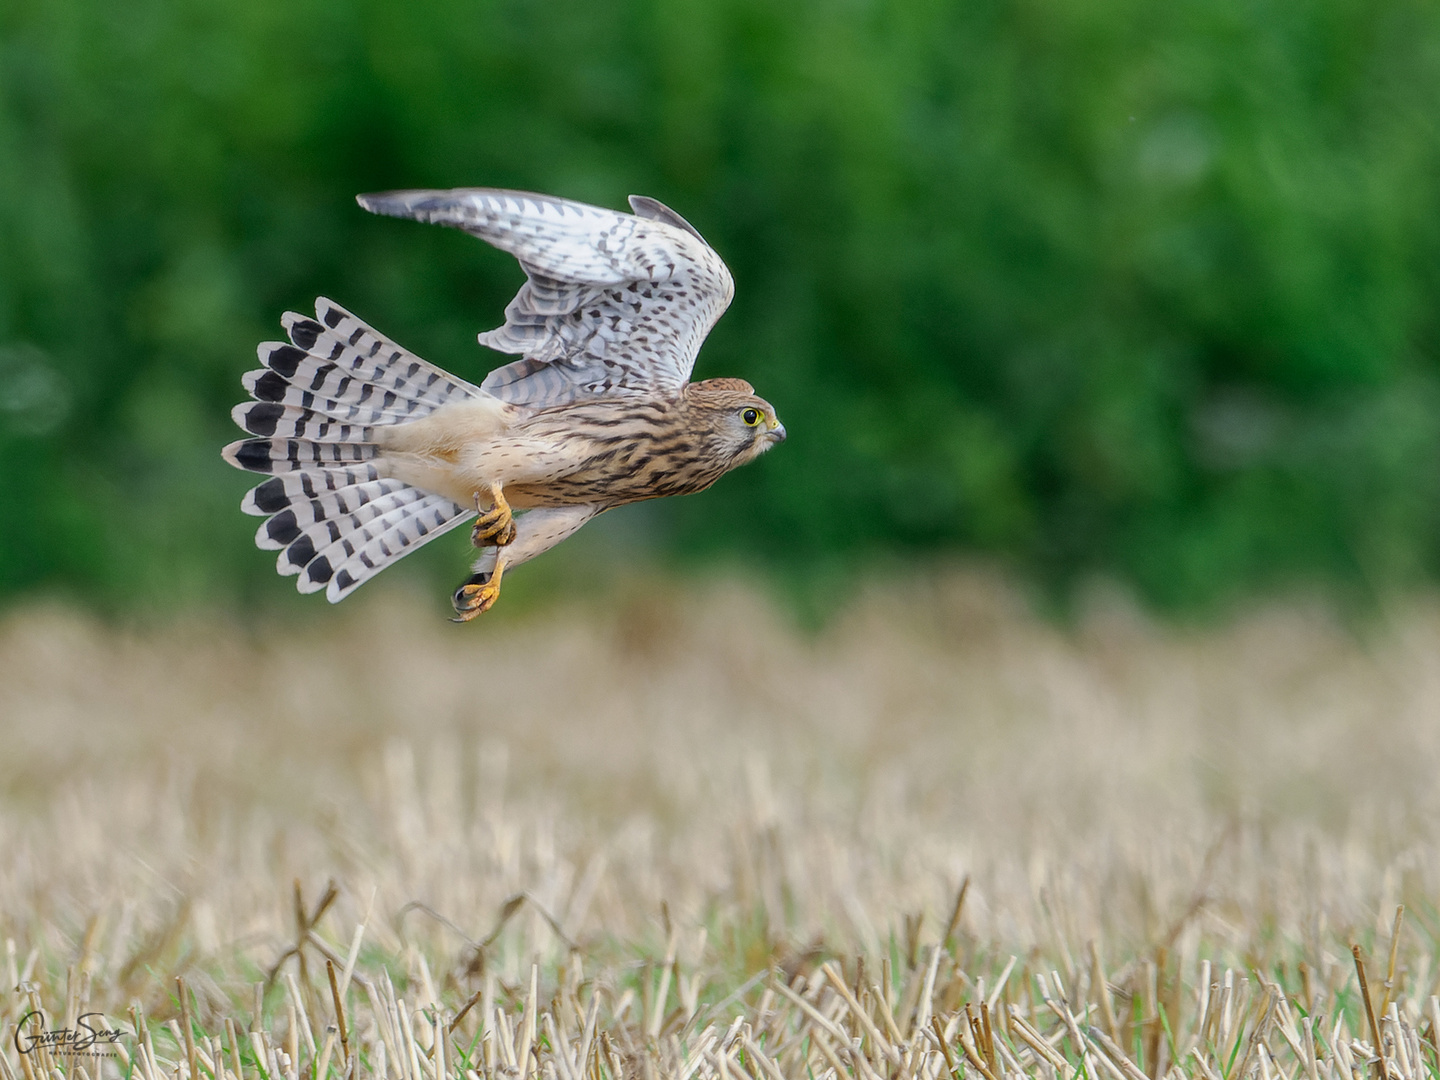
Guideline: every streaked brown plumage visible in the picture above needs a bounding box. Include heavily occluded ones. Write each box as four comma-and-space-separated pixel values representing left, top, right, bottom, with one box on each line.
221, 190, 784, 617
505, 379, 781, 507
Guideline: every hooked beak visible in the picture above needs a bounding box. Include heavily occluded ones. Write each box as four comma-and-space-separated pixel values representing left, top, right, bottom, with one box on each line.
768, 421, 787, 444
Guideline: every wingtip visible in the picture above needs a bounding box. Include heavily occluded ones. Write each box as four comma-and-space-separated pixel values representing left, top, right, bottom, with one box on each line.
356, 189, 464, 226
356, 191, 394, 216
627, 194, 706, 243
357, 190, 432, 219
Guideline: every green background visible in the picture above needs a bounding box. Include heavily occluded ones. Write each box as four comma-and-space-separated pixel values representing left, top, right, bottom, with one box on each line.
4, 0, 1440, 614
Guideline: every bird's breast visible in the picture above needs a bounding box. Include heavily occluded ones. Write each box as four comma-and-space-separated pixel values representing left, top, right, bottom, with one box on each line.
506, 402, 729, 507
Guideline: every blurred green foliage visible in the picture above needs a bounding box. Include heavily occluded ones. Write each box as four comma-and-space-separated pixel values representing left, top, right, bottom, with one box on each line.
3, 0, 1440, 613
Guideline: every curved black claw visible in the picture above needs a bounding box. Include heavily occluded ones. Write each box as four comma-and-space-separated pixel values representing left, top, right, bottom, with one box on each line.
451, 570, 499, 623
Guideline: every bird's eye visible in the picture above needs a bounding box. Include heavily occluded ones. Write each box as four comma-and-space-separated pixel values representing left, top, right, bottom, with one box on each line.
742, 408, 761, 427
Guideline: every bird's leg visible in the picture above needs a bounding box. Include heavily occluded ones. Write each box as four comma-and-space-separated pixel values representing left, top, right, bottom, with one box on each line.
471, 482, 516, 547
452, 554, 507, 622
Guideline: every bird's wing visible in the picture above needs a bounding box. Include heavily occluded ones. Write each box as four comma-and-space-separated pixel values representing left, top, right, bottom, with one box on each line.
357, 189, 734, 408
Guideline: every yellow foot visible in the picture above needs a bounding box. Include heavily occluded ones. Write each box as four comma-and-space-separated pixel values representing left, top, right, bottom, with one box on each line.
451, 559, 506, 622
471, 483, 516, 547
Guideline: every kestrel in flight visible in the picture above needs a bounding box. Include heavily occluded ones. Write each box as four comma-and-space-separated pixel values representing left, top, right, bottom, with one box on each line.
222, 189, 785, 619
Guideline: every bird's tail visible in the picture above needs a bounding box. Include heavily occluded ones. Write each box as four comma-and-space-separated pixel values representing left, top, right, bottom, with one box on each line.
222, 298, 480, 602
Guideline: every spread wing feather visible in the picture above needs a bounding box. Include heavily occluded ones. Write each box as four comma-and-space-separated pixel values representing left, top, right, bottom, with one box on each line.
356, 188, 734, 407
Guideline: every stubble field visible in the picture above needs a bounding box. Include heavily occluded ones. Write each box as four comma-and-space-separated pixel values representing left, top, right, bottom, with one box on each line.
2, 572, 1440, 1080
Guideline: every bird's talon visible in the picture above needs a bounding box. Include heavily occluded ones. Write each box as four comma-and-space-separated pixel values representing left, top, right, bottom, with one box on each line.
490, 516, 517, 546
451, 556, 507, 622
470, 486, 515, 547
470, 512, 514, 547
451, 571, 500, 621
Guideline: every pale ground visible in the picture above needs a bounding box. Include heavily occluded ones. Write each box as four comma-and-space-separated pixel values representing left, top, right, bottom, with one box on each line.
2, 570, 1439, 1080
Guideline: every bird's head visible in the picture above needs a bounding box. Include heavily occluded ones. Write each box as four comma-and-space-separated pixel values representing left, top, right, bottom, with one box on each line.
685, 378, 786, 468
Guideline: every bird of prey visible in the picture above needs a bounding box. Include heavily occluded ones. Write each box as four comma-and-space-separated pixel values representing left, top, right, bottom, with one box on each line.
222, 189, 785, 619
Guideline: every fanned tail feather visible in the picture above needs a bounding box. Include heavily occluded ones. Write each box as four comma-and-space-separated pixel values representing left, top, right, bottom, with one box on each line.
239, 468, 390, 516
222, 298, 479, 602
230, 402, 376, 444
222, 437, 379, 473
287, 489, 453, 595
301, 494, 474, 602
260, 483, 425, 559
239, 369, 426, 425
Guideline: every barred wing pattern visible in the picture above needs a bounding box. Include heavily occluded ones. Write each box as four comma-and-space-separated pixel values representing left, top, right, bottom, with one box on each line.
356, 188, 735, 408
